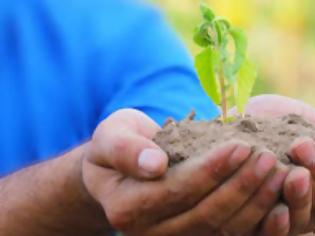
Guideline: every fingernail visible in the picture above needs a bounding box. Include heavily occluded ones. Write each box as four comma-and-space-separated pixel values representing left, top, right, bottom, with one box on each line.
268, 168, 288, 193
255, 152, 276, 178
291, 172, 310, 198
138, 149, 166, 175
229, 144, 251, 169
294, 141, 315, 167
275, 206, 289, 230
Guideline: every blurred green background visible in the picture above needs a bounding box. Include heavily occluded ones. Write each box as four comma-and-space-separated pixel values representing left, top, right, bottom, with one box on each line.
154, 0, 315, 105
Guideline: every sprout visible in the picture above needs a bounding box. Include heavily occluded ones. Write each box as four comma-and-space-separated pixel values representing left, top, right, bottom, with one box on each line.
194, 3, 257, 122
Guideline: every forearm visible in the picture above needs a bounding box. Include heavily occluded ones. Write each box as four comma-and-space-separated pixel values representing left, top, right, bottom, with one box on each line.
0, 143, 111, 236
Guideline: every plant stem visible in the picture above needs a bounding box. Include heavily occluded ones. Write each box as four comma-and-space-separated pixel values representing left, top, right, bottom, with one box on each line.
219, 64, 227, 122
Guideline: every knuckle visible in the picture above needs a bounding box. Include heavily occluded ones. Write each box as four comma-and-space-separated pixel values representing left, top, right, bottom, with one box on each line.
86, 141, 104, 165
254, 199, 273, 213
111, 134, 129, 154
165, 183, 189, 206
237, 170, 257, 195
110, 134, 130, 167
254, 190, 275, 212
207, 163, 226, 183
198, 203, 230, 230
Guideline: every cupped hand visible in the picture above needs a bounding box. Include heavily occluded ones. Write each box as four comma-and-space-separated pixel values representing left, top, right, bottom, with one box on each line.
82, 109, 289, 235
235, 94, 315, 235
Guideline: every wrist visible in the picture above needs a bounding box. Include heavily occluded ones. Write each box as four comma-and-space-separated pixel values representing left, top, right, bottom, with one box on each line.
63, 142, 112, 233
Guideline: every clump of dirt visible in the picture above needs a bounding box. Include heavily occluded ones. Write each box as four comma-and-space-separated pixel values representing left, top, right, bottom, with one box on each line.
153, 113, 315, 166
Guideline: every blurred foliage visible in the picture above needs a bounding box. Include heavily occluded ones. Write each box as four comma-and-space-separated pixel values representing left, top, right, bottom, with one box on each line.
154, 0, 315, 105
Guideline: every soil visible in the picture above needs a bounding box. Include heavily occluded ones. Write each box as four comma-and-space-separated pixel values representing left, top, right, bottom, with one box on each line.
154, 113, 315, 167
154, 113, 315, 236
154, 112, 315, 235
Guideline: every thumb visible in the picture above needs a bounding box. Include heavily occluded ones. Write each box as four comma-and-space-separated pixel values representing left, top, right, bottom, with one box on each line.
90, 131, 168, 179
138, 146, 169, 178
90, 109, 168, 179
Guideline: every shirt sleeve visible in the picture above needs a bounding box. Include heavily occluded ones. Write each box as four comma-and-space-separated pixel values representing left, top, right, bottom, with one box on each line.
98, 3, 219, 125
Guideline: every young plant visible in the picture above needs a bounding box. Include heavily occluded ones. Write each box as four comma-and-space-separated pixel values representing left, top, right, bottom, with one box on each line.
194, 3, 257, 122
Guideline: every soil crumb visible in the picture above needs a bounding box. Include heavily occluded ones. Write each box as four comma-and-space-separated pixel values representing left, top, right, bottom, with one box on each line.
154, 114, 315, 166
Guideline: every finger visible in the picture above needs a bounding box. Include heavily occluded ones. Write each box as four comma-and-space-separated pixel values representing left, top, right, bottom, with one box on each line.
224, 163, 289, 235
146, 150, 276, 235
284, 167, 312, 235
94, 131, 168, 179
153, 141, 252, 220
91, 109, 168, 179
229, 94, 315, 125
289, 137, 315, 176
259, 203, 290, 236
102, 141, 252, 231
289, 137, 315, 227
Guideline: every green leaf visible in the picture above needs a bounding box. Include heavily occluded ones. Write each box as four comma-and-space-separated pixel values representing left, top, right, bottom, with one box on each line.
229, 27, 247, 75
193, 27, 209, 47
194, 22, 214, 47
195, 47, 221, 105
234, 59, 257, 113
200, 3, 215, 22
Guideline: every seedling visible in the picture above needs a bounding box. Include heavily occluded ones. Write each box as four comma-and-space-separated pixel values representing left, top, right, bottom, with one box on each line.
194, 3, 257, 122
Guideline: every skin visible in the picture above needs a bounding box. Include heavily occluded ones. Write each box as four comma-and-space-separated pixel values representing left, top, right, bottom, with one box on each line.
259, 203, 290, 236
84, 109, 289, 235
237, 94, 315, 236
0, 108, 289, 236
0, 144, 109, 236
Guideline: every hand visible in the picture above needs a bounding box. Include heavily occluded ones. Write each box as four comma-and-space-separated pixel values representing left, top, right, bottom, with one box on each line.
235, 94, 315, 235
229, 94, 315, 126
82, 109, 287, 235
287, 138, 314, 234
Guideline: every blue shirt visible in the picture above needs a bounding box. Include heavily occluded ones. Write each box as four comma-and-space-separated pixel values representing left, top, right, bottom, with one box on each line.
0, 0, 219, 176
